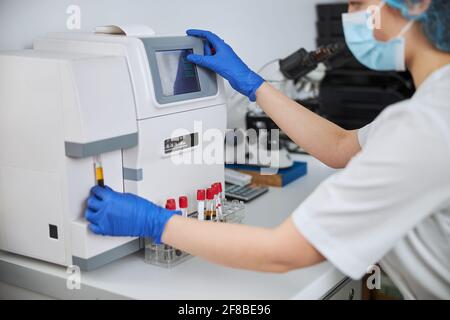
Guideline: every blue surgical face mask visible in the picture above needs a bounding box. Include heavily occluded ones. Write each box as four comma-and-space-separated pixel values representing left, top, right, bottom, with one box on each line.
342, 2, 414, 71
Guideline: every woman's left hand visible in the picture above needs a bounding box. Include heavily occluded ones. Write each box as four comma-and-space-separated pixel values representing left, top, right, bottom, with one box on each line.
85, 186, 180, 244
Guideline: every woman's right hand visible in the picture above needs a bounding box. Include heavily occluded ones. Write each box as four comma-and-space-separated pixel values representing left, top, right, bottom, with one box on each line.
186, 29, 265, 102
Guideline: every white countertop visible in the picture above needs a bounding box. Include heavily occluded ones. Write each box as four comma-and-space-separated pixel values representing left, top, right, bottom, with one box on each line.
0, 155, 346, 300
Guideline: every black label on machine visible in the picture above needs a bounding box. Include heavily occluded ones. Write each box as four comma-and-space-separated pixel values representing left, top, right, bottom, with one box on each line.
164, 133, 199, 155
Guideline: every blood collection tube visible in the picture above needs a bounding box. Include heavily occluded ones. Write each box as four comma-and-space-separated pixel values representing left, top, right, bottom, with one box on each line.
179, 196, 188, 218
94, 155, 104, 187
165, 199, 177, 211
212, 186, 219, 222
215, 182, 223, 222
164, 199, 177, 258
212, 184, 220, 222
216, 182, 223, 199
197, 190, 206, 221
205, 188, 215, 221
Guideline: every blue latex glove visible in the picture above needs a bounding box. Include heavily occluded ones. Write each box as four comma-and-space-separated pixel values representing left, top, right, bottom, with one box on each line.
85, 186, 180, 244
186, 29, 265, 102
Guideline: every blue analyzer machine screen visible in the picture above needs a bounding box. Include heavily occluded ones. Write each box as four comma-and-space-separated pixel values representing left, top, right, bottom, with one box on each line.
155, 49, 201, 97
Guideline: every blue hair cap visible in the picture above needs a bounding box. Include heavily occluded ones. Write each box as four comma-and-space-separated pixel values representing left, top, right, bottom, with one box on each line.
386, 0, 450, 52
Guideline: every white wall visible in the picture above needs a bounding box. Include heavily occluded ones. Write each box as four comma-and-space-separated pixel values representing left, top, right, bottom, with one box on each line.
0, 0, 343, 69
0, 0, 343, 127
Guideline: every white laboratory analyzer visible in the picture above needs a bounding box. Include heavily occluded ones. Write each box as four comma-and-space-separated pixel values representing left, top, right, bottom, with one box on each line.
0, 26, 227, 270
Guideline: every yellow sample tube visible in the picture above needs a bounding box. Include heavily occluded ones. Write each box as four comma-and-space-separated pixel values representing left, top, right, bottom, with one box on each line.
94, 155, 104, 187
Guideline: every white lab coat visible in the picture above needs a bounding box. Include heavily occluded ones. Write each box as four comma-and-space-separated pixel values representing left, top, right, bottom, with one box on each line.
292, 64, 450, 300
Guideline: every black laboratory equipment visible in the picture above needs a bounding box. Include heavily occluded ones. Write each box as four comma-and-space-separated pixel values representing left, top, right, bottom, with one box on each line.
246, 2, 415, 153
279, 42, 349, 81
315, 3, 415, 130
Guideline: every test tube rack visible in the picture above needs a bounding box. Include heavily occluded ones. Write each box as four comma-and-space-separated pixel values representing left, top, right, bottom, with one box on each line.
144, 199, 246, 268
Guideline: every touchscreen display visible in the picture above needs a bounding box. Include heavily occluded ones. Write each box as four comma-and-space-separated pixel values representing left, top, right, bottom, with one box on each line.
155, 49, 201, 96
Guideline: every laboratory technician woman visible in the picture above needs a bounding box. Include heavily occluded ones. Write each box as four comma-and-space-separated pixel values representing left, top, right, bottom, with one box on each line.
85, 0, 450, 299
